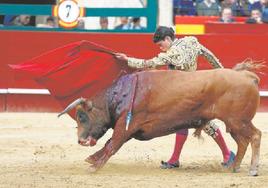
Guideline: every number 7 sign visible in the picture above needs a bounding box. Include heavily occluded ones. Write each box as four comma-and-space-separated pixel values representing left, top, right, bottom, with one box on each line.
53, 0, 85, 28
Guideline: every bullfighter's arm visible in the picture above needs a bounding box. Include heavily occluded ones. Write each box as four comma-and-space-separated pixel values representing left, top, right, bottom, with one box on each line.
199, 44, 224, 68
127, 50, 178, 69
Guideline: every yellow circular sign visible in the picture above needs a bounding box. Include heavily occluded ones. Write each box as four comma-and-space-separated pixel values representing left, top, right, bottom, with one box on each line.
53, 0, 85, 28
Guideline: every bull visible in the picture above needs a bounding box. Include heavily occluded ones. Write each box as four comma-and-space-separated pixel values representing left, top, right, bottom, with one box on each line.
58, 62, 262, 176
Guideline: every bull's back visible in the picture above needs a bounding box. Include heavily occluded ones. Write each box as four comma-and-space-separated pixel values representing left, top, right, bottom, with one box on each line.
134, 70, 216, 115
134, 69, 259, 119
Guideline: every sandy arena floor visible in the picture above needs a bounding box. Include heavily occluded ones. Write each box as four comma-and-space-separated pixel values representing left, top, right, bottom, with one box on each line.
0, 112, 267, 188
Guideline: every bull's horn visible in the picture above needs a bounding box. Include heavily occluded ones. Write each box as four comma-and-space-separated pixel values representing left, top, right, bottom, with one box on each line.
57, 98, 86, 118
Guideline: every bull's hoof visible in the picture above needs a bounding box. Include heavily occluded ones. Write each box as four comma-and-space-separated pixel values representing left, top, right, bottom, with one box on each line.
85, 156, 97, 164
249, 169, 258, 176
88, 166, 98, 173
232, 167, 240, 173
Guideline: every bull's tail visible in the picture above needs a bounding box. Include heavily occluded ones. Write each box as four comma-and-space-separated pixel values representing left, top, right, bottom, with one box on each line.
232, 59, 266, 85
232, 58, 266, 73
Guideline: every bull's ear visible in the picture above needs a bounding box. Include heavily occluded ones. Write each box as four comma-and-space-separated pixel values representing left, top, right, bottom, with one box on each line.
85, 100, 93, 111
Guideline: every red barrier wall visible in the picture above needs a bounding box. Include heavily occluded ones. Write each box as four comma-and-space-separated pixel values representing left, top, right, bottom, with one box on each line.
175, 16, 247, 24
206, 23, 268, 34
0, 30, 268, 111
6, 95, 61, 112
0, 95, 6, 112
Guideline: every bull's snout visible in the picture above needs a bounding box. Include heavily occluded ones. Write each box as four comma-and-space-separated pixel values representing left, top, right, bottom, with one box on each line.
78, 139, 85, 145
78, 137, 97, 147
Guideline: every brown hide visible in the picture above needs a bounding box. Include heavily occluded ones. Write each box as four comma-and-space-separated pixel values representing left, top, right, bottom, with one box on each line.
129, 69, 259, 139
70, 68, 261, 175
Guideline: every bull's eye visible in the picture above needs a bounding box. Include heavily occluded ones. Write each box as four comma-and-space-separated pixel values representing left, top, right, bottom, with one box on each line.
77, 111, 89, 124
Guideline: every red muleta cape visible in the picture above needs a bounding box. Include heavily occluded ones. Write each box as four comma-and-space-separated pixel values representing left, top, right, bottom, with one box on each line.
9, 40, 135, 118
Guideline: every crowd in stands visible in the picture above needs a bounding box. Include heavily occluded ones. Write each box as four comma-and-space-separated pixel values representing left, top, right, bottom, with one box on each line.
0, 15, 146, 30
113, 17, 146, 30
2, 15, 57, 28
173, 0, 268, 23
1, 0, 268, 29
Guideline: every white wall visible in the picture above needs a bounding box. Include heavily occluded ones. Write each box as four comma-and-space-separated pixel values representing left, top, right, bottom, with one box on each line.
158, 0, 173, 27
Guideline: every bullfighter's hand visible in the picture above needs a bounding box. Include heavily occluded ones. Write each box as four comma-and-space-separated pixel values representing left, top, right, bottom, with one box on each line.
114, 53, 128, 61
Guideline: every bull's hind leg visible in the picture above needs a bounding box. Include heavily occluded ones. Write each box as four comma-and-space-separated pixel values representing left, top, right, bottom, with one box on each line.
229, 131, 249, 173
227, 120, 261, 176
248, 122, 261, 176
225, 120, 250, 173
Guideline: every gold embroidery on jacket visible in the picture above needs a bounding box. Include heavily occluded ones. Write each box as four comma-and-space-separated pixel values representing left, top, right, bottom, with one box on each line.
127, 36, 223, 71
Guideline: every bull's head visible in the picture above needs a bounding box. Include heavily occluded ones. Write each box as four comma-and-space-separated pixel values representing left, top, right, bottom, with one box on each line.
58, 98, 110, 147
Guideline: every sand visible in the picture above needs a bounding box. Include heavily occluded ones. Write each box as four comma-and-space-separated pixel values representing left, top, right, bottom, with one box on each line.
0, 112, 267, 188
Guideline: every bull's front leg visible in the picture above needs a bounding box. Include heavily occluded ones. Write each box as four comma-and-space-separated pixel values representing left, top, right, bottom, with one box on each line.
85, 139, 111, 164
88, 113, 131, 172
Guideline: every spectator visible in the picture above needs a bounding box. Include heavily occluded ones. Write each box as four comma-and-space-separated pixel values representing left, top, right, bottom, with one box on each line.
249, 0, 268, 23
13, 15, 32, 26
46, 16, 56, 28
36, 16, 57, 28
248, 0, 260, 4
246, 8, 263, 23
3, 15, 17, 26
99, 17, 108, 30
4, 15, 34, 26
219, 7, 235, 23
250, 0, 268, 11
173, 0, 197, 16
130, 17, 145, 30
0, 15, 3, 26
221, 0, 250, 16
262, 8, 268, 22
77, 18, 85, 29
196, 0, 220, 16
114, 17, 131, 30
